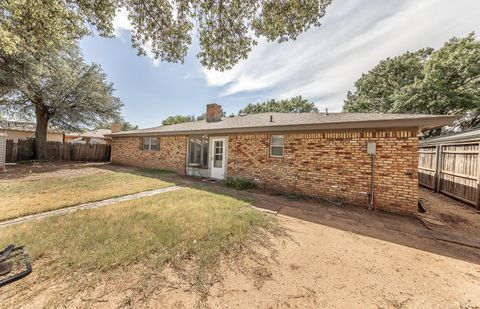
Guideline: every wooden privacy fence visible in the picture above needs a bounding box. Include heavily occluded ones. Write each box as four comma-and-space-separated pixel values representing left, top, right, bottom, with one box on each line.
47, 142, 111, 161
419, 143, 480, 209
5, 139, 110, 162
5, 139, 35, 162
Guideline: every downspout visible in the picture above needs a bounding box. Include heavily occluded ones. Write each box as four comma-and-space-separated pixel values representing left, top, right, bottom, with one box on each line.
369, 154, 375, 210
367, 142, 376, 210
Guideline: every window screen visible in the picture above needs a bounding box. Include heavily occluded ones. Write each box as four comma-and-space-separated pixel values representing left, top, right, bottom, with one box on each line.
143, 137, 159, 150
270, 135, 284, 157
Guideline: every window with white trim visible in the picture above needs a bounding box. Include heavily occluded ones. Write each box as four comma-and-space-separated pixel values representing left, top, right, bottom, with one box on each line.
270, 135, 284, 157
143, 137, 159, 150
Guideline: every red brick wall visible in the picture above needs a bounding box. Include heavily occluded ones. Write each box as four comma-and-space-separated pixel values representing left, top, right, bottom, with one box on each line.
111, 136, 187, 174
227, 128, 419, 214
110, 128, 419, 214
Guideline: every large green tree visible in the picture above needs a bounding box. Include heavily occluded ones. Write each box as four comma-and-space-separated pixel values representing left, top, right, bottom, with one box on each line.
1, 0, 332, 71
344, 33, 480, 133
0, 45, 122, 159
239, 96, 319, 114
1, 0, 332, 158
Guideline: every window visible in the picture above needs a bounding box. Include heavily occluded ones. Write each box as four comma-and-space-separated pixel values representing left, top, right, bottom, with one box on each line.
213, 140, 224, 168
270, 135, 284, 157
188, 137, 209, 167
143, 137, 159, 151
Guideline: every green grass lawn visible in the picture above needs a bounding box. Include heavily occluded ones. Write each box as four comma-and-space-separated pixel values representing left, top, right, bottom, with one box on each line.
0, 188, 278, 292
0, 169, 173, 221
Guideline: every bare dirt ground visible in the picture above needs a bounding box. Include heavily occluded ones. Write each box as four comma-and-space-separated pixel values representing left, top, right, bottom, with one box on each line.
1, 163, 479, 308
419, 187, 480, 238
2, 215, 479, 308
185, 176, 480, 265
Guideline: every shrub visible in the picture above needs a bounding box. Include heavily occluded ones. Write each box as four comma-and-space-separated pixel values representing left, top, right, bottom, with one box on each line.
224, 177, 256, 190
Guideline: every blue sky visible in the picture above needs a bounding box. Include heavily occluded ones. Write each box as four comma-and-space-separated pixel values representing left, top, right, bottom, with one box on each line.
80, 0, 480, 129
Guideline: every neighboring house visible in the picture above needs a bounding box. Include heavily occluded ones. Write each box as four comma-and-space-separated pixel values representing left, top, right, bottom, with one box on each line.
420, 128, 480, 145
65, 123, 122, 144
108, 104, 456, 215
0, 120, 63, 142
65, 129, 113, 145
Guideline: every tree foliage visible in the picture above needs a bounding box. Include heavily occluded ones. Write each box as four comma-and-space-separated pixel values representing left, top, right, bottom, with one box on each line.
344, 33, 480, 133
1, 0, 332, 71
0, 45, 122, 159
97, 120, 138, 131
120, 121, 139, 131
162, 115, 195, 126
239, 96, 319, 114
0, 0, 115, 57
158, 96, 318, 128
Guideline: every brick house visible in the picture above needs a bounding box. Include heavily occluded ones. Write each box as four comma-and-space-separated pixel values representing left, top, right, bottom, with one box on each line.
108, 104, 456, 214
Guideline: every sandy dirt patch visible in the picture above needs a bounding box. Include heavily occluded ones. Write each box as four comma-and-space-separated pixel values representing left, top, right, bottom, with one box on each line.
208, 215, 480, 309
419, 187, 480, 238
1, 215, 479, 308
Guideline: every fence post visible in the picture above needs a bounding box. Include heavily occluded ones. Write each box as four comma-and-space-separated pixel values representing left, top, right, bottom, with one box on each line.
434, 144, 443, 193
477, 142, 480, 210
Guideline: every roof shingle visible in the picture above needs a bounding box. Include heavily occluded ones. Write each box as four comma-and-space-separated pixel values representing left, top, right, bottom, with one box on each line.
108, 112, 458, 137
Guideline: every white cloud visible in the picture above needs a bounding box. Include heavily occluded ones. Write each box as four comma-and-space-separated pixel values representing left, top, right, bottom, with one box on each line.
112, 8, 160, 66
201, 0, 480, 111
113, 8, 133, 35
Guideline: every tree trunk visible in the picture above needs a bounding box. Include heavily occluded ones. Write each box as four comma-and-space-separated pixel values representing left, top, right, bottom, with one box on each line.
34, 100, 49, 160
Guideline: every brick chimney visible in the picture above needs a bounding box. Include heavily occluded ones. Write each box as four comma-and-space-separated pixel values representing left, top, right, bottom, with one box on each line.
111, 122, 122, 133
206, 103, 222, 123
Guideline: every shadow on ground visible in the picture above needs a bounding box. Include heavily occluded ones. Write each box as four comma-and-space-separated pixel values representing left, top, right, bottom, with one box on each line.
106, 165, 480, 265
4, 162, 480, 265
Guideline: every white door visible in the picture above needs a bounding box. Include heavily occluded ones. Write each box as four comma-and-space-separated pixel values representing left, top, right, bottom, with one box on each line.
211, 137, 226, 179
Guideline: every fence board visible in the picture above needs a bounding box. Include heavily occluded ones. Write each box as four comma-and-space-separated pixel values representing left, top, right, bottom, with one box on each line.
418, 146, 437, 190
419, 143, 479, 208
5, 139, 110, 162
5, 139, 14, 163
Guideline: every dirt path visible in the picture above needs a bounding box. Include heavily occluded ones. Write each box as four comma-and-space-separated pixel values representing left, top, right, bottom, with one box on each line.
2, 215, 479, 308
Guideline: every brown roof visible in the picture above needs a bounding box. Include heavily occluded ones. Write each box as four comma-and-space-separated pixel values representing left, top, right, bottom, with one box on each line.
65, 129, 112, 139
82, 129, 112, 139
107, 112, 458, 137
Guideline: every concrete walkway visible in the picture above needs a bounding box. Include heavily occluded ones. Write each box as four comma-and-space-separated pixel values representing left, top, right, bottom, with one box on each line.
0, 185, 182, 229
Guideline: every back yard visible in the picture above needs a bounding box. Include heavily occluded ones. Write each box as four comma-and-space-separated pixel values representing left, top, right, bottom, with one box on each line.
0, 163, 479, 308
0, 163, 173, 221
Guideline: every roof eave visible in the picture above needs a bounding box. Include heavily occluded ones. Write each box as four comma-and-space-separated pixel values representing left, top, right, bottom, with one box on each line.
106, 115, 459, 138
420, 136, 480, 146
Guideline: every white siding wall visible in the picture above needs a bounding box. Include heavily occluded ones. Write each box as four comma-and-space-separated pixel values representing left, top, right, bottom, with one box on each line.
0, 133, 6, 170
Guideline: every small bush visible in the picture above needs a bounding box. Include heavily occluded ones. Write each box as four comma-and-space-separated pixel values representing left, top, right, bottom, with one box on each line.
224, 176, 256, 190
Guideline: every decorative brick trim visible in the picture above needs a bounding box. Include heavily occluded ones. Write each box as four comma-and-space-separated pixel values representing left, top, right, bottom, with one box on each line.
227, 128, 419, 214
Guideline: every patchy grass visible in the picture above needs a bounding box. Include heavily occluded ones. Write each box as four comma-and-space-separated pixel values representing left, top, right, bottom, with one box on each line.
0, 169, 173, 221
0, 188, 278, 293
